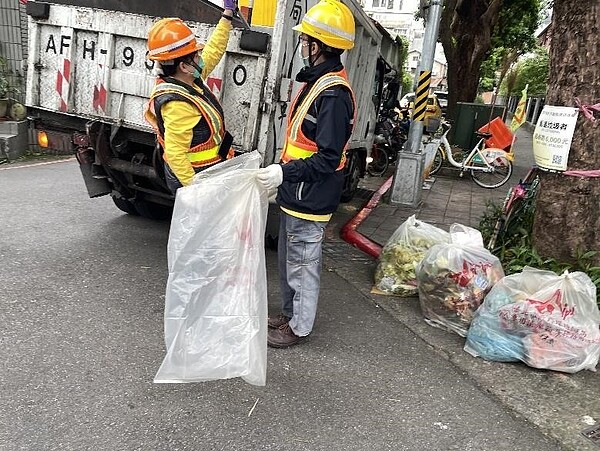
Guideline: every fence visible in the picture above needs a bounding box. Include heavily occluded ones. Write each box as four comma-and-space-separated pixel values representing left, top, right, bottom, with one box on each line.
503, 94, 545, 128
0, 0, 28, 103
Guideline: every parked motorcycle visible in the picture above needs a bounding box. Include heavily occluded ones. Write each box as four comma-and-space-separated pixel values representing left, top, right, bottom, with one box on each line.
367, 108, 409, 176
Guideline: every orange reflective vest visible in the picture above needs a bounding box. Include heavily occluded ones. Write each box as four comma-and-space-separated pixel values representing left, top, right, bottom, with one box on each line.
145, 79, 227, 168
280, 69, 356, 170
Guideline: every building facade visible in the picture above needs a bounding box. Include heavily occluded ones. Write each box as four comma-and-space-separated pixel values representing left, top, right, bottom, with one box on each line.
361, 0, 447, 91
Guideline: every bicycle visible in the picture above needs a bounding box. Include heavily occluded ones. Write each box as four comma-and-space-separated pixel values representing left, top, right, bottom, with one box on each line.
428, 121, 513, 189
486, 166, 540, 251
367, 109, 409, 177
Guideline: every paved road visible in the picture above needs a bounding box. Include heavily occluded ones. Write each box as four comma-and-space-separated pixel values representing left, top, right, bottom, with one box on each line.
1, 159, 562, 450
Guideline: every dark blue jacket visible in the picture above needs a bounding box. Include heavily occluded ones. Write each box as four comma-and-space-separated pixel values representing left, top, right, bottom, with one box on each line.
276, 56, 355, 216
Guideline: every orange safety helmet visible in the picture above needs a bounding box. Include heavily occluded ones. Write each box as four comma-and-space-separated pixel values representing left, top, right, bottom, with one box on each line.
147, 18, 204, 61
293, 0, 355, 50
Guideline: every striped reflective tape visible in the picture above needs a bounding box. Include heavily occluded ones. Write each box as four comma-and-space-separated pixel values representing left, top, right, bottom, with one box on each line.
302, 15, 355, 42
148, 33, 195, 57
413, 70, 431, 122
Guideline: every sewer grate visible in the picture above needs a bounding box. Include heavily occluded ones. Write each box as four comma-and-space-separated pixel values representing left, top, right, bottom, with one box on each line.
581, 423, 600, 446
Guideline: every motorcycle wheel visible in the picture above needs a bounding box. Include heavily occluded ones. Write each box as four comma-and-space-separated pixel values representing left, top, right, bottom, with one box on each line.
367, 146, 389, 177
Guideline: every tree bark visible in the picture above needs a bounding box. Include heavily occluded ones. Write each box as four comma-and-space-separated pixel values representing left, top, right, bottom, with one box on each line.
440, 0, 504, 118
532, 1, 600, 264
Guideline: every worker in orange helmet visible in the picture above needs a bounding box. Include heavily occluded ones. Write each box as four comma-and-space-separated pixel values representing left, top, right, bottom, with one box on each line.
145, 0, 237, 193
256, 0, 357, 348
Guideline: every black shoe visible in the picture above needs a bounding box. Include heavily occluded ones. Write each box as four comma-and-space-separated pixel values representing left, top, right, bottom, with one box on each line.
268, 313, 290, 329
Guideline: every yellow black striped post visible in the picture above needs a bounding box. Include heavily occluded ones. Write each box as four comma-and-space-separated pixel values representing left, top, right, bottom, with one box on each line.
412, 70, 431, 121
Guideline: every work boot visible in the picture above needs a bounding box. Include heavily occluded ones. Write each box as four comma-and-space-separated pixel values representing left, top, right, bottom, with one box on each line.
268, 313, 290, 329
267, 324, 306, 348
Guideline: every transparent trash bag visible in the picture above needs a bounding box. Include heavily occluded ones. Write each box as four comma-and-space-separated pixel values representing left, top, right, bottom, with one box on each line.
373, 215, 449, 296
154, 152, 268, 386
415, 224, 505, 336
465, 266, 600, 373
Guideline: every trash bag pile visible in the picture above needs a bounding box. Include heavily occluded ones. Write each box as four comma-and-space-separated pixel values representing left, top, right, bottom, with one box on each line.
374, 215, 449, 296
373, 217, 600, 373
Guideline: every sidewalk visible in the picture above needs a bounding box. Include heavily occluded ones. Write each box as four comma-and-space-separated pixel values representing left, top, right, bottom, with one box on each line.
360, 127, 534, 246
323, 127, 600, 451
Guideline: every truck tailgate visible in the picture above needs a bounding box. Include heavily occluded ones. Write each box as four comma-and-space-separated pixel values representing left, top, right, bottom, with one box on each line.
26, 4, 269, 151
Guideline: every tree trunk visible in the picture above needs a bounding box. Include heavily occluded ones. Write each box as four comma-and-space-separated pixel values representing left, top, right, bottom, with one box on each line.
532, 1, 600, 264
440, 0, 504, 119
497, 49, 519, 95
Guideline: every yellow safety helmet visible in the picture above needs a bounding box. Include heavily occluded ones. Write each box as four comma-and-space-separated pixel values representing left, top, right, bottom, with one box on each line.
292, 0, 355, 50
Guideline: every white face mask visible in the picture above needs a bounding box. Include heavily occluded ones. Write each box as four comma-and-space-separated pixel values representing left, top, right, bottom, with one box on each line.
298, 42, 310, 67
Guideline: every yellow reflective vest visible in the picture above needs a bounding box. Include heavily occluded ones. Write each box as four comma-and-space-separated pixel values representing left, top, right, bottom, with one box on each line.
145, 79, 226, 168
280, 68, 356, 171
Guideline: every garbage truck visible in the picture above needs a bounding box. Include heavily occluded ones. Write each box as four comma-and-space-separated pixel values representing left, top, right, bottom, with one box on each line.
24, 0, 402, 219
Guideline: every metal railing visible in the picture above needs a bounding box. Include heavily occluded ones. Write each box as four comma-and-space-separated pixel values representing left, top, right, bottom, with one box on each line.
503, 94, 545, 128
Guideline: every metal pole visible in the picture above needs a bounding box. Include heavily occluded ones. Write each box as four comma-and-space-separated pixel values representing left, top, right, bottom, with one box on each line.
389, 0, 443, 207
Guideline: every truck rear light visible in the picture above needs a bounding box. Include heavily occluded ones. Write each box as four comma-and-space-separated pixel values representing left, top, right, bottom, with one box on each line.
37, 130, 49, 148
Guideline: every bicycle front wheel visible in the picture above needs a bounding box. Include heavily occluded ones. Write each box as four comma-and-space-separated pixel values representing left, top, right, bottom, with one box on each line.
471, 154, 513, 189
428, 148, 444, 176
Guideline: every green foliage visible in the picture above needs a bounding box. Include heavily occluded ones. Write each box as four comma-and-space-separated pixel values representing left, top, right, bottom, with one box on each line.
0, 57, 9, 98
478, 0, 542, 93
499, 49, 549, 96
401, 72, 413, 95
0, 77, 8, 98
393, 35, 413, 94
0, 56, 21, 98
395, 35, 409, 70
512, 49, 549, 96
479, 202, 600, 308
501, 65, 520, 96
478, 200, 503, 242
492, 0, 541, 51
479, 48, 503, 92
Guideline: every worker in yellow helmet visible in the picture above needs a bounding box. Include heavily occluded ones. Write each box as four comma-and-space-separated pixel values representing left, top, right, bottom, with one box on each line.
144, 0, 237, 193
256, 0, 357, 348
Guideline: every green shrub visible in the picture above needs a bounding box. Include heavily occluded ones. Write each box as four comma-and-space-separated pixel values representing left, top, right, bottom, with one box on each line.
479, 202, 600, 308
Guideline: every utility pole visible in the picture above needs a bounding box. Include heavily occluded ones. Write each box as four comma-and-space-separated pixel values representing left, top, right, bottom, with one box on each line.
389, 0, 444, 207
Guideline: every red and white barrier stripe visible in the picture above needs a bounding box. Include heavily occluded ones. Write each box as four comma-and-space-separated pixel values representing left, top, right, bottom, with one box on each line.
55, 59, 71, 112
206, 77, 222, 97
93, 63, 107, 113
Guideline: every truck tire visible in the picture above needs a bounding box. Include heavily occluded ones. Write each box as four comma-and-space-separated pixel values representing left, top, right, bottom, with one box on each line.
134, 200, 173, 220
340, 151, 362, 203
112, 196, 139, 216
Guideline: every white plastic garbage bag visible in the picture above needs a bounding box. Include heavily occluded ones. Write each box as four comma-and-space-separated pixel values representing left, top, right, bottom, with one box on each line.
373, 215, 449, 296
154, 152, 268, 386
465, 266, 600, 373
415, 224, 505, 336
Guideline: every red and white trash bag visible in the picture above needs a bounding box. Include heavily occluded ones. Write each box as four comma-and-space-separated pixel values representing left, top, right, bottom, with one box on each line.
465, 266, 600, 373
415, 224, 505, 336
